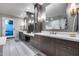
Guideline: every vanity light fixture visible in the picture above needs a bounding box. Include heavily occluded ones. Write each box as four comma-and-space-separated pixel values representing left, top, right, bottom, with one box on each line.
70, 3, 79, 31
31, 14, 34, 17
38, 15, 46, 22
28, 20, 34, 24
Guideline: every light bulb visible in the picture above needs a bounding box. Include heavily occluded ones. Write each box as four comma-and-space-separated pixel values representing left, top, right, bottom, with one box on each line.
31, 15, 34, 17
21, 21, 25, 26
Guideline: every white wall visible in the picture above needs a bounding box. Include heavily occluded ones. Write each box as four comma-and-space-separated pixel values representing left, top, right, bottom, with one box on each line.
13, 18, 23, 40
46, 3, 67, 18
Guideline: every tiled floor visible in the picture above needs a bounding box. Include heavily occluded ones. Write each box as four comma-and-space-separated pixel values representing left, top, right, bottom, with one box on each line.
22, 41, 46, 56
2, 38, 46, 56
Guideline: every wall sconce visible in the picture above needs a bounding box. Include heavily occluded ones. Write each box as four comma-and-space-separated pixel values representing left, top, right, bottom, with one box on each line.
69, 3, 79, 32
70, 8, 75, 16
70, 3, 79, 16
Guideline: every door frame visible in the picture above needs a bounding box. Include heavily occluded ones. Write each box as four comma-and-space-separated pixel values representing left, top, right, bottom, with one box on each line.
2, 17, 14, 37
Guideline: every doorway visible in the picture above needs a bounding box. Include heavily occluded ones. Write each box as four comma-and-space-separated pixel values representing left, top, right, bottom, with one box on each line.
5, 19, 13, 37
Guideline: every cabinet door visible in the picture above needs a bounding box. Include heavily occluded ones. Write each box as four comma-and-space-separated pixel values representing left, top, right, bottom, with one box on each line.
65, 41, 79, 56
19, 32, 24, 40
39, 36, 51, 55
30, 35, 40, 49
19, 32, 21, 40
56, 39, 79, 56
48, 38, 56, 56
30, 37, 35, 47
56, 39, 67, 56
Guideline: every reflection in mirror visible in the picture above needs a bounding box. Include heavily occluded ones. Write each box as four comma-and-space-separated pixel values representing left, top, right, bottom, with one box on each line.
43, 3, 79, 32
23, 12, 34, 33
45, 17, 67, 31
26, 12, 34, 33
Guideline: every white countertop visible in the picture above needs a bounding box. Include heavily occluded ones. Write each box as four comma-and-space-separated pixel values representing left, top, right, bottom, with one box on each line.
23, 32, 34, 37
19, 30, 34, 37
19, 30, 79, 42
35, 32, 79, 42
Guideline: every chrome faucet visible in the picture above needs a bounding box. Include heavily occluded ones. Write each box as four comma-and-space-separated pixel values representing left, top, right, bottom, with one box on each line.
51, 31, 57, 34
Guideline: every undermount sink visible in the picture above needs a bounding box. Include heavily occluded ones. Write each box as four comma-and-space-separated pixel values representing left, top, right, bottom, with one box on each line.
68, 32, 77, 37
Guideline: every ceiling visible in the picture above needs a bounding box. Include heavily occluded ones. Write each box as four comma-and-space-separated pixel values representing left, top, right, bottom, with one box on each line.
0, 3, 49, 18
0, 3, 34, 18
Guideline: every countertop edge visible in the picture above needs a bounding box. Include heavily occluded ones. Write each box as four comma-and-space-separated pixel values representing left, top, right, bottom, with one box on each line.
35, 33, 79, 42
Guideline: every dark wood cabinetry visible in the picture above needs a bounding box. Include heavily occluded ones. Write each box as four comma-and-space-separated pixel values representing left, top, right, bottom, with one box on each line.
19, 32, 30, 41
55, 39, 79, 56
39, 36, 51, 55
30, 35, 40, 49
0, 45, 3, 56
30, 35, 56, 56
19, 32, 25, 41
49, 38, 56, 56
30, 35, 79, 56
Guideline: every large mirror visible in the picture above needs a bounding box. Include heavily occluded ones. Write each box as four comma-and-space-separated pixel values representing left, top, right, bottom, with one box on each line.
44, 3, 79, 32
44, 3, 68, 31
45, 17, 67, 31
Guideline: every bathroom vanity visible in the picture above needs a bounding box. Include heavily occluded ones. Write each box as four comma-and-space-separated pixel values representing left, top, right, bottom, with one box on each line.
19, 30, 79, 56
30, 32, 79, 56
18, 3, 79, 56
19, 31, 34, 42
